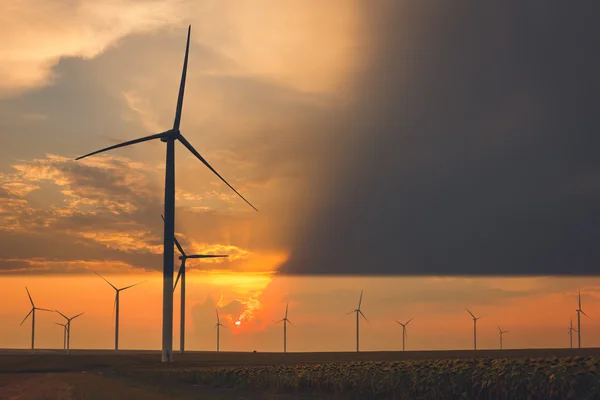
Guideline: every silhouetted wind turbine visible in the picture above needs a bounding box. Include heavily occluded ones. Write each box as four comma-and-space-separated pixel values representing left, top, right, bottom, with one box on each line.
394, 317, 413, 351
214, 309, 226, 352
94, 272, 145, 351
161, 214, 228, 354
347, 290, 369, 352
466, 309, 483, 350
20, 287, 53, 353
75, 25, 257, 363
54, 322, 67, 351
568, 317, 577, 349
575, 290, 590, 348
276, 302, 295, 353
56, 310, 84, 355
497, 325, 508, 350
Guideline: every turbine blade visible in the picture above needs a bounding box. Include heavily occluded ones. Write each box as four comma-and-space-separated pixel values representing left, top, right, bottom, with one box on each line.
161, 214, 186, 257
76, 132, 168, 161
185, 254, 228, 259
93, 271, 117, 291
25, 287, 34, 307
173, 264, 183, 292
177, 133, 258, 211
120, 280, 146, 291
358, 290, 363, 309
359, 310, 370, 324
173, 25, 191, 131
71, 312, 85, 320
466, 308, 475, 319
20, 309, 33, 326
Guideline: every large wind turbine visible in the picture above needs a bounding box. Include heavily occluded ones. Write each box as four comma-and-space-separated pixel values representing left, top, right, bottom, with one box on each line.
54, 322, 67, 351
466, 309, 483, 350
575, 290, 590, 348
56, 310, 84, 354
276, 302, 295, 353
394, 317, 413, 351
94, 272, 145, 351
347, 290, 369, 352
497, 325, 508, 350
75, 25, 257, 362
214, 309, 226, 352
568, 317, 577, 349
161, 214, 228, 353
20, 287, 53, 353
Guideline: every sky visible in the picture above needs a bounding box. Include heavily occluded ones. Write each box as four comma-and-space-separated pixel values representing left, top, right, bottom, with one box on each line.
1, 1, 599, 351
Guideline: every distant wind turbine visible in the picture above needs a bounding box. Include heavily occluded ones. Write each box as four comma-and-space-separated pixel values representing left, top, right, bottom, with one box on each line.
347, 290, 369, 352
497, 325, 508, 350
162, 214, 229, 354
20, 287, 53, 353
54, 322, 67, 351
94, 272, 145, 351
75, 25, 257, 363
575, 290, 590, 348
276, 302, 295, 353
214, 309, 227, 352
394, 317, 414, 351
56, 310, 84, 354
568, 317, 577, 349
466, 309, 483, 350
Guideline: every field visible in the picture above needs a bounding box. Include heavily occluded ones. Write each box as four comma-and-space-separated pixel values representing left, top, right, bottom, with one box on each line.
1, 348, 600, 399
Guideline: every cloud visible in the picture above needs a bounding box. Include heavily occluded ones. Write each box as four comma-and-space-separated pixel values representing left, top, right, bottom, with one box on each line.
279, 2, 600, 276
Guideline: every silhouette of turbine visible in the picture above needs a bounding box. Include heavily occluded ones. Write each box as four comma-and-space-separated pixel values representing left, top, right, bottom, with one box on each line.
75, 25, 257, 362
394, 317, 414, 352
20, 287, 53, 353
347, 290, 369, 352
94, 272, 145, 351
56, 310, 84, 355
466, 309, 483, 350
276, 302, 295, 353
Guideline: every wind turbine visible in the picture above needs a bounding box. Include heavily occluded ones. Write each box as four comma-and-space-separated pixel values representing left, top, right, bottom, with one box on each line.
54, 322, 67, 351
575, 290, 590, 348
394, 317, 414, 351
466, 309, 483, 350
161, 214, 228, 354
56, 310, 84, 354
94, 272, 145, 351
75, 25, 257, 363
20, 287, 53, 353
568, 317, 577, 349
276, 302, 295, 353
497, 325, 508, 350
347, 290, 369, 352
214, 309, 227, 352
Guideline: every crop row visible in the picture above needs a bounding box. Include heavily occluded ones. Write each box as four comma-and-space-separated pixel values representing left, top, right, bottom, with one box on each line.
131, 356, 600, 399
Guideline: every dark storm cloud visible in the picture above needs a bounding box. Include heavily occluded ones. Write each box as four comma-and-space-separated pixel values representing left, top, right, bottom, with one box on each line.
279, 2, 600, 275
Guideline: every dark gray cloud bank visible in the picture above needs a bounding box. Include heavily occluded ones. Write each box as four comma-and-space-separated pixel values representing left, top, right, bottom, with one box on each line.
279, 2, 600, 275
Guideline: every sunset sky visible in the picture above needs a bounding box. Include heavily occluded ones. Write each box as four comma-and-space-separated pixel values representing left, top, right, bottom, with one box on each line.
1, 1, 599, 352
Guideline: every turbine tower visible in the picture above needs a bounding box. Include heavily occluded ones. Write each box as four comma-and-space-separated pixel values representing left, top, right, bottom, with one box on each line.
347, 290, 369, 352
75, 25, 257, 363
213, 309, 228, 352
394, 317, 414, 351
94, 272, 145, 351
497, 325, 508, 350
20, 287, 53, 353
568, 317, 577, 349
276, 302, 295, 353
54, 322, 67, 351
575, 290, 590, 348
162, 214, 228, 354
56, 310, 84, 355
466, 309, 483, 350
